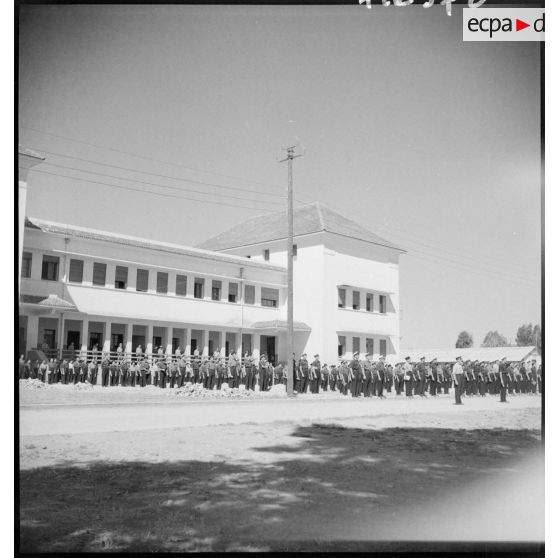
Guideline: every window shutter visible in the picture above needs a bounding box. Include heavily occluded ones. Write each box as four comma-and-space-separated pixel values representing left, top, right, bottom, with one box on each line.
68, 259, 84, 283
115, 266, 128, 287
176, 275, 187, 296
136, 269, 149, 292
93, 262, 106, 286
157, 272, 168, 294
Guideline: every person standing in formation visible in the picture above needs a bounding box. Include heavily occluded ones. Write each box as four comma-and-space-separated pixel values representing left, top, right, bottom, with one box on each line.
452, 356, 465, 405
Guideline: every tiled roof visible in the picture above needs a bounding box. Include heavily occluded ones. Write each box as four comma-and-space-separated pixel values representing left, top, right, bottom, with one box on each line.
18, 145, 45, 160
20, 293, 77, 310
196, 202, 403, 252
20, 294, 46, 304
25, 217, 286, 273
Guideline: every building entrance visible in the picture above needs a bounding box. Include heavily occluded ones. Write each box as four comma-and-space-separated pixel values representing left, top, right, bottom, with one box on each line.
260, 335, 277, 365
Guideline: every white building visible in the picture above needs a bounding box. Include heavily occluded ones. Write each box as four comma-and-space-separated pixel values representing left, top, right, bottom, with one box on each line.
19, 202, 404, 364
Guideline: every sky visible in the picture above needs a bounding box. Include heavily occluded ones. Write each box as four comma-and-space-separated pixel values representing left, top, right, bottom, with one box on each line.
18, 3, 542, 350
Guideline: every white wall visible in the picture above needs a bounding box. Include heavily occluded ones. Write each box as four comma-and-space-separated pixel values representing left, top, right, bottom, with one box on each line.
221, 231, 401, 363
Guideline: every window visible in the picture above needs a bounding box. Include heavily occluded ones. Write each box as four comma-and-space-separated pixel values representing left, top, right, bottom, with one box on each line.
261, 287, 279, 308
338, 288, 346, 308
136, 269, 149, 292
211, 280, 222, 301
352, 337, 360, 354
176, 275, 187, 297
21, 252, 32, 278
352, 291, 360, 310
366, 338, 374, 356
263, 249, 270, 261
245, 284, 255, 305
41, 255, 59, 281
194, 278, 204, 299
115, 266, 128, 289
42, 329, 56, 349
380, 339, 387, 357
68, 259, 84, 283
293, 244, 298, 257
366, 293, 373, 312
93, 262, 106, 286
228, 282, 238, 303
379, 295, 387, 314
338, 335, 346, 358
156, 272, 168, 294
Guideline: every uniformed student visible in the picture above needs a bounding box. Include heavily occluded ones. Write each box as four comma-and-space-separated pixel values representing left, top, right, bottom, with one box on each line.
192, 350, 201, 384
320, 363, 330, 391
338, 360, 350, 396
157, 359, 168, 388
452, 356, 465, 405
169, 359, 179, 388
417, 357, 427, 397
376, 355, 387, 398
298, 353, 310, 394
329, 364, 338, 392
428, 359, 438, 396
310, 354, 321, 394
362, 356, 373, 397
101, 356, 111, 387
349, 352, 363, 397
498, 357, 510, 403
208, 356, 218, 390
403, 357, 414, 397
178, 356, 187, 387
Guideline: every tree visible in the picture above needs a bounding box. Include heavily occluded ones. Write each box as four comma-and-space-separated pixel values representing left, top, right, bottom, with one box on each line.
516, 323, 541, 353
455, 331, 473, 348
481, 330, 509, 347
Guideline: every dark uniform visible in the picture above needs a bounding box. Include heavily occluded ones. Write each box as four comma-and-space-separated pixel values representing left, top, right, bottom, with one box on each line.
158, 360, 168, 388
310, 355, 321, 394
298, 355, 310, 394
349, 355, 363, 398
376, 358, 386, 398
498, 359, 510, 403
362, 359, 373, 397
416, 359, 427, 397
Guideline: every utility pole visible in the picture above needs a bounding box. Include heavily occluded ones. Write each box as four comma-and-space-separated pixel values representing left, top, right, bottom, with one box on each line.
279, 144, 303, 396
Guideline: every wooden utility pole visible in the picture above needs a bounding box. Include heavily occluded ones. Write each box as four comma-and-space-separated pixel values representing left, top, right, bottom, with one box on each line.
279, 144, 303, 396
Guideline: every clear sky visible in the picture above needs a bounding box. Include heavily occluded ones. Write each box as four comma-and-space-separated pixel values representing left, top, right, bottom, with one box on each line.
18, 4, 541, 350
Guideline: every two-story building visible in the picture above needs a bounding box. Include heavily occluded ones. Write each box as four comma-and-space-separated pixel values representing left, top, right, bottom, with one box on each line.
19, 203, 404, 364
198, 202, 404, 363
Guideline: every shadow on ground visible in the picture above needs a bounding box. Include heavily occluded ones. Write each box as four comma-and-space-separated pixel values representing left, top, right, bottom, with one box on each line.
19, 425, 542, 552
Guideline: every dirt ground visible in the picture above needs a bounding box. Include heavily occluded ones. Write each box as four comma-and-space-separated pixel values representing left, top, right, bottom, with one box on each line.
18, 385, 543, 553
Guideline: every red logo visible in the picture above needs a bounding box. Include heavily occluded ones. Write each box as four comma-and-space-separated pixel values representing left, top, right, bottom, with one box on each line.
516, 18, 530, 32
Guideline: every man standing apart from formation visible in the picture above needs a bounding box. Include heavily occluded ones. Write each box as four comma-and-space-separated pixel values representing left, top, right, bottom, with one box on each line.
452, 356, 465, 405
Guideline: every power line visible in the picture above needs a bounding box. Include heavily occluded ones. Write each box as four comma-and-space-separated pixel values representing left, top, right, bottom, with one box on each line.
29, 168, 276, 213
39, 160, 284, 207
404, 248, 539, 289
373, 225, 538, 284
29, 147, 286, 200
21, 125, 285, 191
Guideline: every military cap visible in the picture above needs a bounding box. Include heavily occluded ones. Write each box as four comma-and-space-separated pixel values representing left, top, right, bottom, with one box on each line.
314, 354, 319, 358
405, 356, 411, 361
420, 356, 425, 361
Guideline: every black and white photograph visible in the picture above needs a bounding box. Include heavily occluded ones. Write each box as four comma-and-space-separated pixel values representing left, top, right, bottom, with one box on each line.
15, 0, 545, 554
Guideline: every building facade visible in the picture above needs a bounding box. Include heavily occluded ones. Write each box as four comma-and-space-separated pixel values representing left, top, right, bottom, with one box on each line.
19, 203, 404, 364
